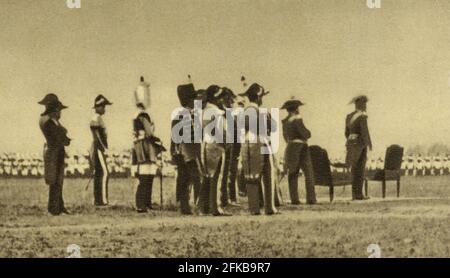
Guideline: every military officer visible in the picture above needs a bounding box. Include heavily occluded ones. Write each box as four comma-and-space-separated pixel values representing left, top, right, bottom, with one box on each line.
131, 77, 165, 213
345, 95, 371, 201
281, 96, 317, 205
90, 94, 112, 206
198, 85, 232, 216
219, 87, 240, 207
239, 83, 279, 215
38, 94, 71, 215
171, 80, 202, 215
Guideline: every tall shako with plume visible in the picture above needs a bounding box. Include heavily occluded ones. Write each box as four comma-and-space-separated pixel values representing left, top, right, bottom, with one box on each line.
177, 74, 196, 109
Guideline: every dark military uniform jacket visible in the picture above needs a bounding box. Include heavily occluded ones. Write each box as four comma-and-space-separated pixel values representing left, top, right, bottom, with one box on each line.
201, 103, 226, 177
282, 114, 311, 173
132, 109, 161, 165
40, 117, 70, 185
345, 110, 372, 165
170, 108, 201, 164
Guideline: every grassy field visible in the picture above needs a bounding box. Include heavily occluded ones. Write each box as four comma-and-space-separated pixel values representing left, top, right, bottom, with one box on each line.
1, 175, 450, 258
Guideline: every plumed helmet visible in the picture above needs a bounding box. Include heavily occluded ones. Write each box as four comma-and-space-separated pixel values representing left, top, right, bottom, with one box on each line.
134, 76, 151, 109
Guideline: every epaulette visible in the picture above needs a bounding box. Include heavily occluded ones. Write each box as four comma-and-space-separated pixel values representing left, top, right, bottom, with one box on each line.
90, 115, 100, 127
287, 114, 302, 122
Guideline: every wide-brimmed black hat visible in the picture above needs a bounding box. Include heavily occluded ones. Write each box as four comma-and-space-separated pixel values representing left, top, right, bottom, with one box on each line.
349, 95, 369, 104
239, 83, 269, 98
41, 100, 68, 116
93, 94, 113, 108
281, 96, 305, 110
38, 93, 59, 105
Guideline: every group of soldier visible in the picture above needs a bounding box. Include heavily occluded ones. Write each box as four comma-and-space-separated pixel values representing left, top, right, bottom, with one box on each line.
37, 75, 373, 216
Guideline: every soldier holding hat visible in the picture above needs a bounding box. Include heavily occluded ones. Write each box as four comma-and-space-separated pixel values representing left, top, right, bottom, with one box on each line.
38, 94, 71, 215
281, 96, 317, 205
90, 94, 112, 206
345, 95, 372, 200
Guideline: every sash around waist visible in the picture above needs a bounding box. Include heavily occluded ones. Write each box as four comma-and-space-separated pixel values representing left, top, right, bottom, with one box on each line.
287, 139, 307, 144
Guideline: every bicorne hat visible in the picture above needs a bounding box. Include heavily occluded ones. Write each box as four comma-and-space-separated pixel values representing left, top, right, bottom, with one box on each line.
281, 96, 305, 110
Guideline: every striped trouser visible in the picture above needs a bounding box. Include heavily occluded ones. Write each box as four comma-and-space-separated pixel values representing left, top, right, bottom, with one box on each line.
94, 149, 109, 205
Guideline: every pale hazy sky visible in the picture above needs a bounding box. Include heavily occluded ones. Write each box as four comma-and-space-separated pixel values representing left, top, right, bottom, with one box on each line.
1, 0, 450, 159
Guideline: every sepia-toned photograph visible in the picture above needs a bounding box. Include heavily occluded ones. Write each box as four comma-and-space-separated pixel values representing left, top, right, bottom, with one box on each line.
1, 0, 450, 263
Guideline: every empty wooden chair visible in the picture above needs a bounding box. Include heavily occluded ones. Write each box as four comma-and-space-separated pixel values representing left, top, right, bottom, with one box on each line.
365, 145, 404, 198
309, 145, 353, 202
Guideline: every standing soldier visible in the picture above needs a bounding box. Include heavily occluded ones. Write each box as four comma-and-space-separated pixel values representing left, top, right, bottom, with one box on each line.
345, 95, 371, 201
90, 95, 112, 206
38, 94, 71, 215
281, 96, 316, 205
239, 83, 279, 215
131, 77, 165, 213
219, 87, 239, 207
198, 85, 232, 216
171, 79, 202, 215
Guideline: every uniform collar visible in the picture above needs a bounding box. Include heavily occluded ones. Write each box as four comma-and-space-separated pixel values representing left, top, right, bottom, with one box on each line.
247, 102, 259, 109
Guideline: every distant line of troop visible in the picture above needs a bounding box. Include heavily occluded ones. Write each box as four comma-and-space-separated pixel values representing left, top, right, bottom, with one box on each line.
2, 152, 449, 178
